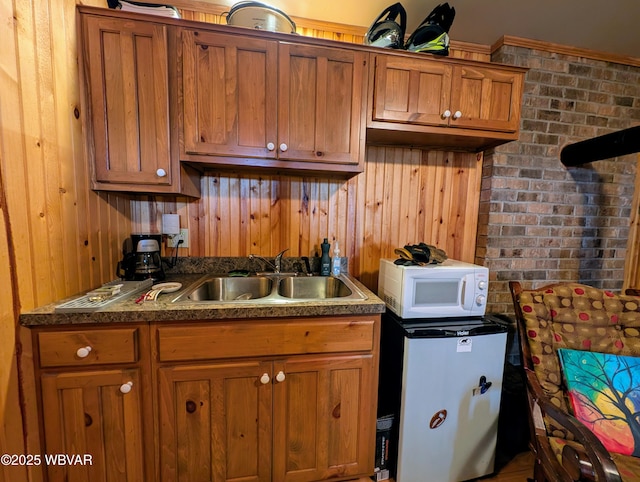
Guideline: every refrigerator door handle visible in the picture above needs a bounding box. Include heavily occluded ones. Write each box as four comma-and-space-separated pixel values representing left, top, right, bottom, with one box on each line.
474, 375, 493, 395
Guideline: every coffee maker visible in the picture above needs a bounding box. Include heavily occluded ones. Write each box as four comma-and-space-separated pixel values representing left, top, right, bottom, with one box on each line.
117, 234, 165, 281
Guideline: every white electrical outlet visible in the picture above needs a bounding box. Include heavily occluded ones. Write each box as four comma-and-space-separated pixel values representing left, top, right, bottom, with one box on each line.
167, 228, 189, 248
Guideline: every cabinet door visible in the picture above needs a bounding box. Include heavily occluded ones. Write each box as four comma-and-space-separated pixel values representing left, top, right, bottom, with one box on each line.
278, 43, 367, 167
272, 354, 376, 482
450, 64, 523, 132
181, 30, 278, 159
40, 369, 145, 482
371, 54, 452, 127
158, 361, 272, 482
83, 15, 172, 186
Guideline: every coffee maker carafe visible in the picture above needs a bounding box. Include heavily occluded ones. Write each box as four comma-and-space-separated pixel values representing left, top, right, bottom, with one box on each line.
117, 234, 165, 281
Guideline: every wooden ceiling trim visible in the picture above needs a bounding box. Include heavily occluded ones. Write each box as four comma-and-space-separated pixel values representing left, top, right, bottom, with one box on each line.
492, 35, 640, 68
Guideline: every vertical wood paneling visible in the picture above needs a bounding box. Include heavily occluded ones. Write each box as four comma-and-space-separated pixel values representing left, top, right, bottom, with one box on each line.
204, 177, 218, 256
133, 148, 481, 286
624, 155, 640, 290
0, 0, 32, 476
21, 0, 55, 304
179, 10, 221, 24
0, 196, 25, 482
2, 0, 134, 477
360, 148, 386, 285
5, 0, 133, 310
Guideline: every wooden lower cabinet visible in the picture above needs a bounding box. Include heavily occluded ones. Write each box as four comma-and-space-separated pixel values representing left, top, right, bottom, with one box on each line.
158, 360, 273, 482
155, 315, 379, 482
40, 369, 146, 482
33, 325, 153, 482
32, 315, 379, 482
157, 354, 376, 482
273, 355, 375, 482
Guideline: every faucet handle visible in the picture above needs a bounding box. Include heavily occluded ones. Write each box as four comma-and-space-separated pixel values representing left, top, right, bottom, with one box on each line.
301, 256, 313, 276
274, 248, 289, 273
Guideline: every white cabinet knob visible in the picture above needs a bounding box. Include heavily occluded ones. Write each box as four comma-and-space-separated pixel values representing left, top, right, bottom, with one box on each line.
442, 110, 451, 119
453, 110, 462, 119
260, 373, 270, 385
275, 371, 286, 383
76, 346, 92, 358
279, 143, 288, 152
120, 381, 133, 394
266, 142, 275, 151
156, 168, 167, 177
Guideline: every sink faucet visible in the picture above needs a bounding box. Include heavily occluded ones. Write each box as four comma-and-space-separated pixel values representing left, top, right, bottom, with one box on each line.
249, 248, 289, 273
274, 248, 289, 273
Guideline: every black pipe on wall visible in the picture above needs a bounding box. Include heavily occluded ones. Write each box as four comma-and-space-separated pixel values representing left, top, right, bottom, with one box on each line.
560, 126, 640, 166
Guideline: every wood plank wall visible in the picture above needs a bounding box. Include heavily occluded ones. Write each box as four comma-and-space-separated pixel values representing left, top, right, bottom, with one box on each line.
130, 149, 484, 289
0, 1, 487, 480
624, 156, 640, 290
0, 1, 25, 477
1, 0, 131, 479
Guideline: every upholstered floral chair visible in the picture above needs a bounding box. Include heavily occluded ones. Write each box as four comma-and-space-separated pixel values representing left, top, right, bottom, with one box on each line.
510, 281, 640, 482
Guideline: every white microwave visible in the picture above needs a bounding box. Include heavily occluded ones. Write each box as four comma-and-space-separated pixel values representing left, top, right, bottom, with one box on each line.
378, 258, 489, 319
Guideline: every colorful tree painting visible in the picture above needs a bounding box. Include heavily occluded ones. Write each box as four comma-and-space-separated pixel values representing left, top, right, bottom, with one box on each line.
558, 348, 640, 457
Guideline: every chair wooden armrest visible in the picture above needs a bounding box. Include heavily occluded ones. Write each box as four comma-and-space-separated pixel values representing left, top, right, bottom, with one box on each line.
562, 444, 595, 482
524, 368, 623, 482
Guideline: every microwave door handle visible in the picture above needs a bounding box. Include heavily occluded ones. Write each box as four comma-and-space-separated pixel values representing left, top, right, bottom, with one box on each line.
461, 275, 474, 310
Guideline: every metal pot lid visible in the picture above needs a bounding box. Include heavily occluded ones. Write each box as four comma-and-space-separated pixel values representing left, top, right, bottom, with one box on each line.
226, 1, 296, 34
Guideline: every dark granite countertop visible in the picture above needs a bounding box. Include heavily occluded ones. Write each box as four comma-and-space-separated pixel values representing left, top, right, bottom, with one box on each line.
20, 257, 386, 326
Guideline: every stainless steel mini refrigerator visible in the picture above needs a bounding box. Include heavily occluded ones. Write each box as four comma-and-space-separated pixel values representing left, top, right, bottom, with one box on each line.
378, 311, 508, 482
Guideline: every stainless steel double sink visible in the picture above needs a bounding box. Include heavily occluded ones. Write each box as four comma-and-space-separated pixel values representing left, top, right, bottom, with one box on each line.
172, 274, 368, 303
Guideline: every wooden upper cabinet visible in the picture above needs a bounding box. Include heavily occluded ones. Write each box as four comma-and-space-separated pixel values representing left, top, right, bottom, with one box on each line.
372, 54, 452, 126
181, 30, 278, 159
450, 64, 523, 132
278, 43, 367, 168
179, 29, 367, 174
84, 15, 170, 185
368, 52, 525, 151
79, 7, 524, 182
79, 12, 200, 196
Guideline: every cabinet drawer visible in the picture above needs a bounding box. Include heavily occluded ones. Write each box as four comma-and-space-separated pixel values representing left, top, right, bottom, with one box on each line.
156, 317, 376, 362
38, 328, 138, 367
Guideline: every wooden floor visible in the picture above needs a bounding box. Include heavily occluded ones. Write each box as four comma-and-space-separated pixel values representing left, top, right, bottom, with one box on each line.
385, 450, 535, 482
477, 450, 534, 481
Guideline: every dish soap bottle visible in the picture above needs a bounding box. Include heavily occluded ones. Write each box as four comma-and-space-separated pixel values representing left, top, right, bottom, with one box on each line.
332, 241, 341, 276
320, 238, 331, 276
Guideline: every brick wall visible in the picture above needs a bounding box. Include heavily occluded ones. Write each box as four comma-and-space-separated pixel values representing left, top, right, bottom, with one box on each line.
477, 44, 640, 314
